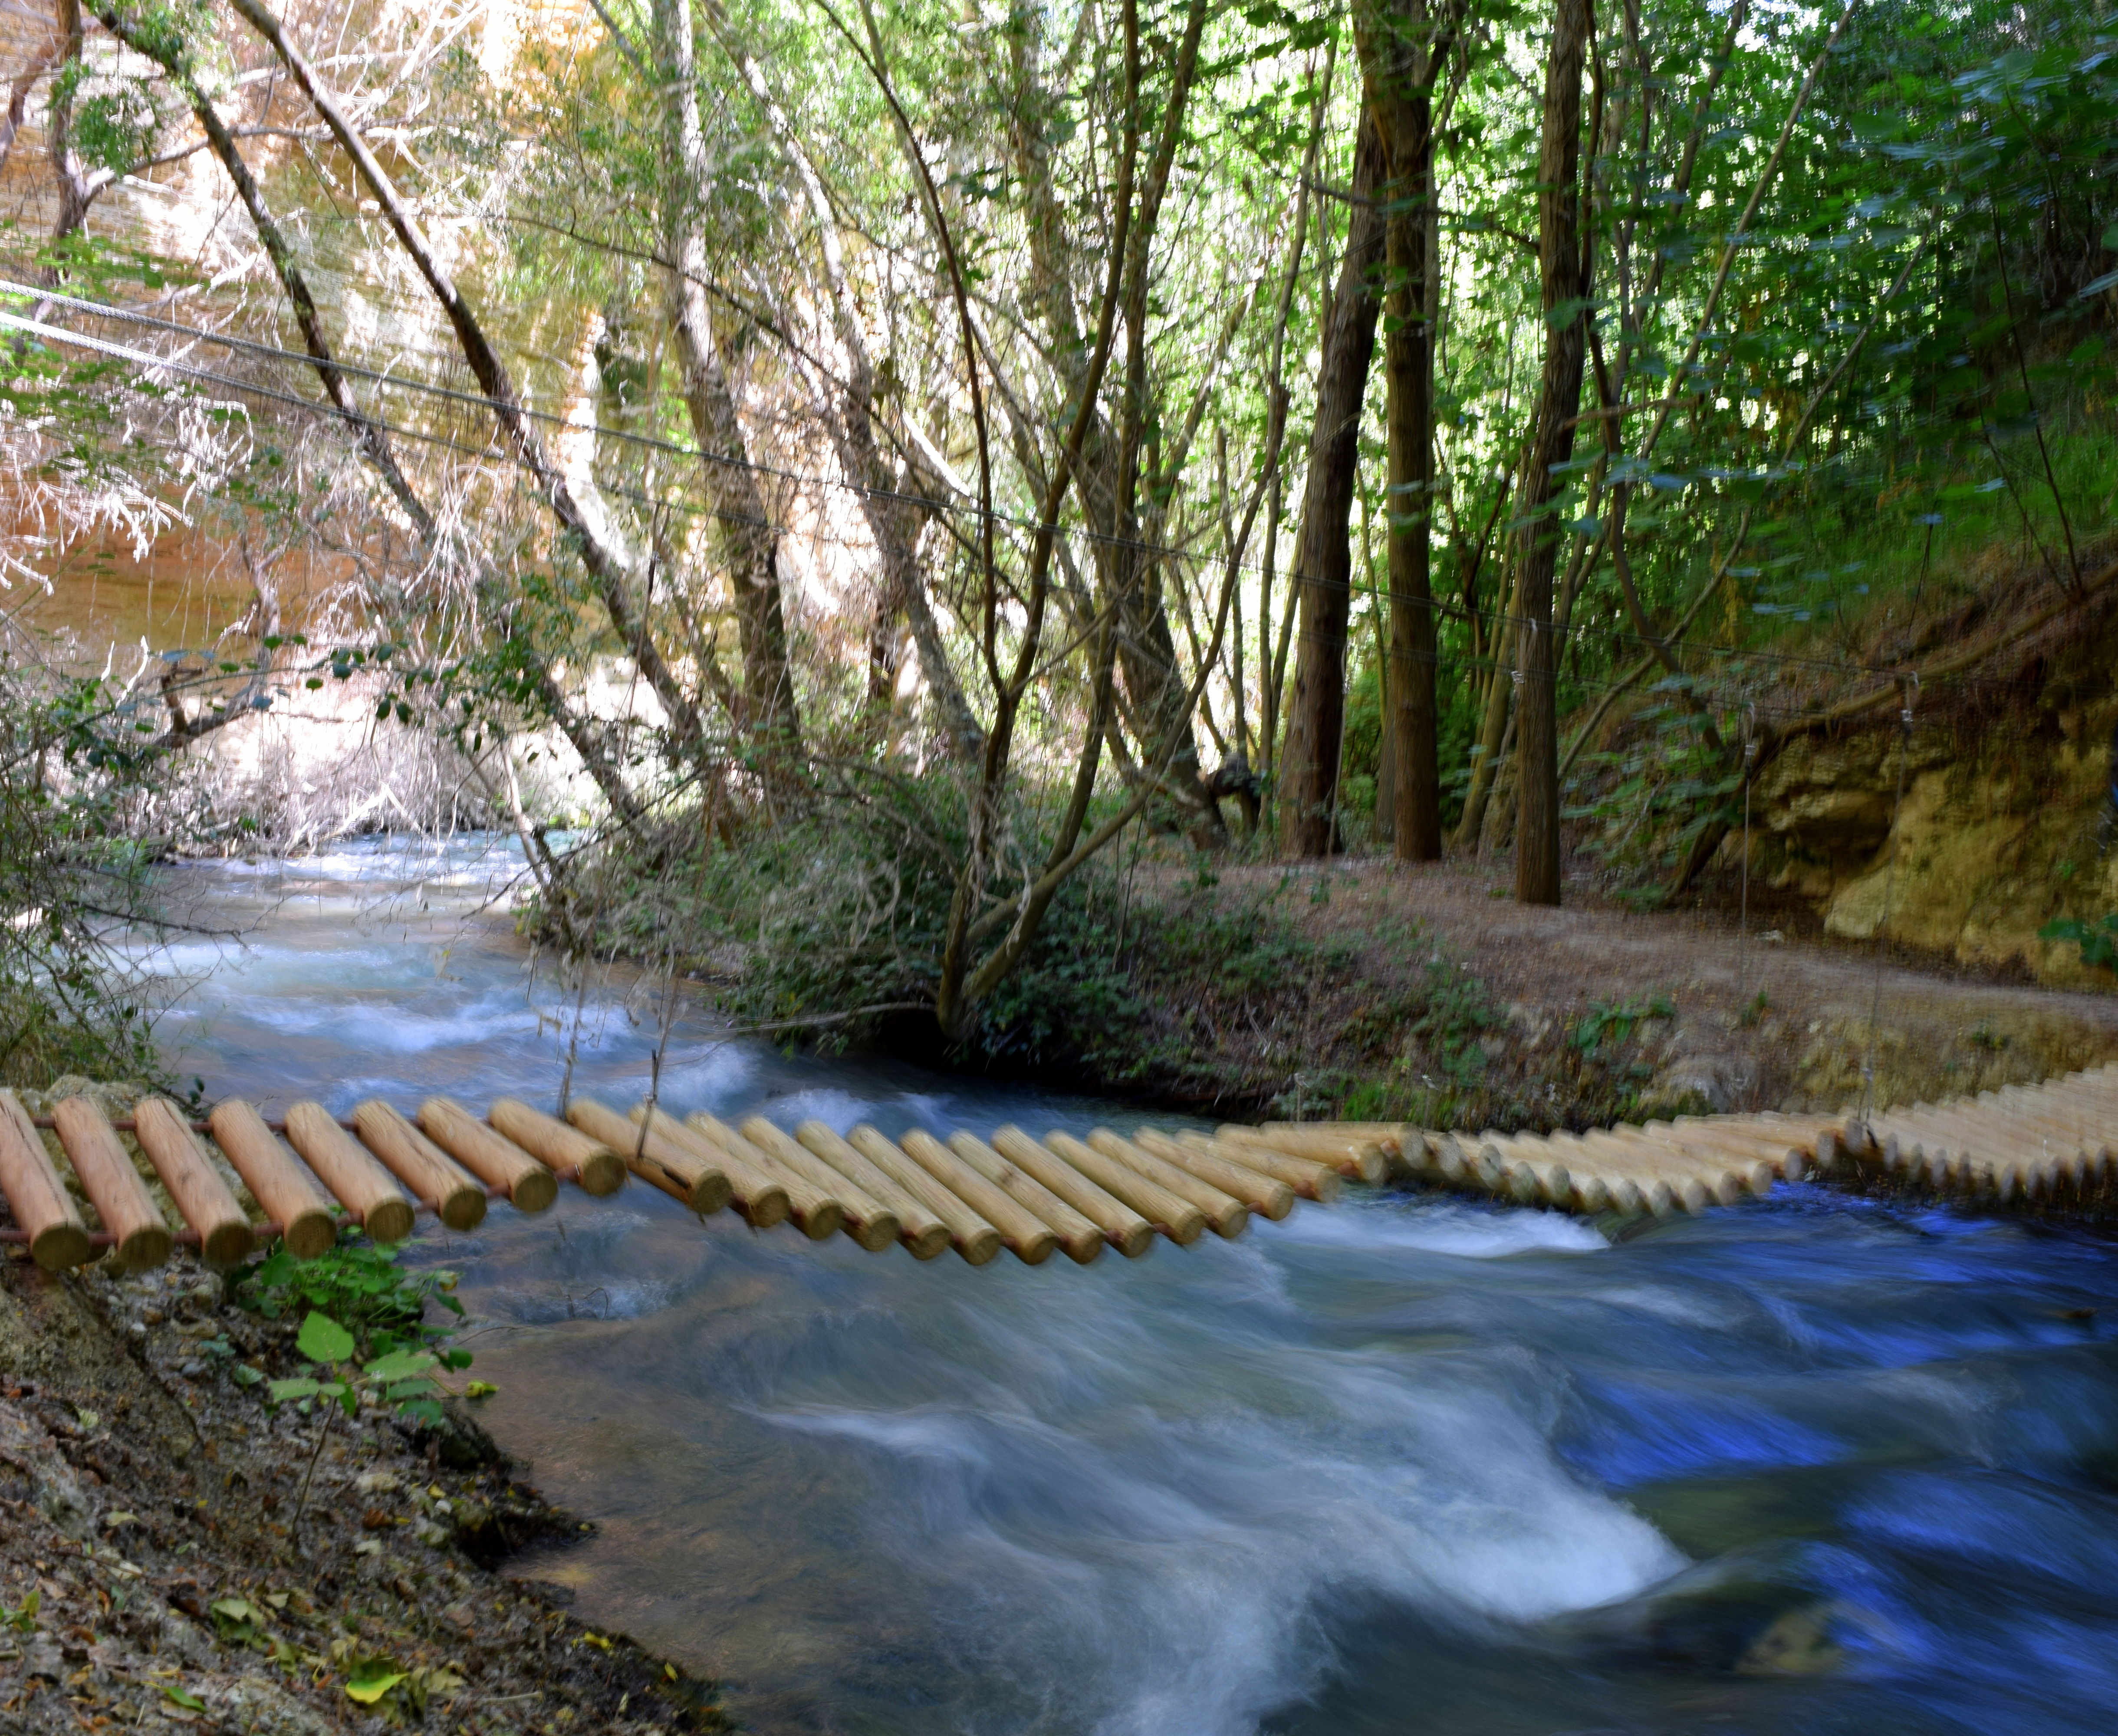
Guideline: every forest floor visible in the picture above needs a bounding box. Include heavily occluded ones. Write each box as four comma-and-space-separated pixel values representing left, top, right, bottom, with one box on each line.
0, 1250, 729, 1735
1043, 848, 2118, 1130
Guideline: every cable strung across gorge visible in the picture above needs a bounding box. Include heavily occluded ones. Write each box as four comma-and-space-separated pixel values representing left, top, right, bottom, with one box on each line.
1, 287, 2088, 707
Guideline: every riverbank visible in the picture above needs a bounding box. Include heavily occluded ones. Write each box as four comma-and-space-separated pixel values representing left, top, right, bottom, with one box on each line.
0, 1246, 730, 1733
700, 848, 2118, 1132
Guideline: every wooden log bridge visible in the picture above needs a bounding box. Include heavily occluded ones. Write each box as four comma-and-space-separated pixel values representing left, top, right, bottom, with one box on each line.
1, 1066, 2114, 1273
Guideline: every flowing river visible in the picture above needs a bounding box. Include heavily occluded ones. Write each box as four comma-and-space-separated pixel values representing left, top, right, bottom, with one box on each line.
143, 838, 2118, 1735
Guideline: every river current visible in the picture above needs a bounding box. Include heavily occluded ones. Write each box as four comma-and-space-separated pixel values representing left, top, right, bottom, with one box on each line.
144, 838, 2118, 1735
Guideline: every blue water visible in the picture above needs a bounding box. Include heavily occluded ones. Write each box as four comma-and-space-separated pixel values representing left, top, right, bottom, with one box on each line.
145, 838, 2118, 1734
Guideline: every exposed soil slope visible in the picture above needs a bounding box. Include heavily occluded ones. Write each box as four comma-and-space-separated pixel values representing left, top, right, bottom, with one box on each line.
0, 1251, 728, 1734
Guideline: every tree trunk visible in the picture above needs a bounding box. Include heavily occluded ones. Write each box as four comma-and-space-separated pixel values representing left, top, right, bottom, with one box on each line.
1275, 110, 1386, 857
1451, 542, 1517, 849
1374, 0, 1443, 861
46, 0, 102, 247
1006, 4, 1222, 842
655, 0, 800, 760
1513, 0, 1592, 905
701, 0, 982, 762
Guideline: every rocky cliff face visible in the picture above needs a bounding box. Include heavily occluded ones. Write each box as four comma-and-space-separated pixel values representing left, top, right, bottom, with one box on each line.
1743, 605, 2118, 988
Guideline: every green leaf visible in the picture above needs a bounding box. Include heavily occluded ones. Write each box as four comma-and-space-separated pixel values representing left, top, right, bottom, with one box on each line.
362, 1347, 437, 1385
267, 1378, 321, 1403
161, 1684, 206, 1710
344, 1664, 408, 1706
296, 1311, 355, 1365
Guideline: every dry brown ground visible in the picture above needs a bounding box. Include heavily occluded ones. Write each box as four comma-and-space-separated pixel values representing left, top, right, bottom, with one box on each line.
1233, 852, 2118, 1118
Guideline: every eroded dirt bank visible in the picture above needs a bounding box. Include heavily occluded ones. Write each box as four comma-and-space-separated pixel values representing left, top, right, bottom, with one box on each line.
0, 1250, 728, 1733
1013, 853, 2118, 1128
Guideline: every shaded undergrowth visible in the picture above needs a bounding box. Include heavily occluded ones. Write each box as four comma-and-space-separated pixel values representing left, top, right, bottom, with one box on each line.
537, 782, 1690, 1125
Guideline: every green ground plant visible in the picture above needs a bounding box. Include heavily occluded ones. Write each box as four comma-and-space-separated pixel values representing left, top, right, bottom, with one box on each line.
2040, 912, 2118, 973
236, 1224, 465, 1356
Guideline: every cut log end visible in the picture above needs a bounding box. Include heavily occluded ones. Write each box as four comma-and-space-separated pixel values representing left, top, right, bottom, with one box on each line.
280, 1207, 339, 1260
418, 1096, 559, 1214
795, 1200, 845, 1242
197, 1218, 256, 1268
1107, 1221, 1156, 1259
849, 1212, 901, 1254
690, 1170, 737, 1217
30, 1221, 95, 1272
510, 1167, 561, 1214
440, 1190, 489, 1232
574, 1149, 628, 1197
957, 1226, 1005, 1266
902, 1223, 952, 1260
365, 1199, 417, 1244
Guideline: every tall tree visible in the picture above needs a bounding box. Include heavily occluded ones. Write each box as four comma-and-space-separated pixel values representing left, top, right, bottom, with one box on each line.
700, 0, 982, 763
653, 0, 801, 763
1276, 111, 1387, 856
1001, 0, 1228, 843
1363, 0, 1463, 862
1512, 0, 1592, 904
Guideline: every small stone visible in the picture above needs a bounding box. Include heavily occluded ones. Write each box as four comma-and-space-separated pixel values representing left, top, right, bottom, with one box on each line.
441, 1601, 475, 1631
141, 1308, 164, 1327
179, 1360, 207, 1381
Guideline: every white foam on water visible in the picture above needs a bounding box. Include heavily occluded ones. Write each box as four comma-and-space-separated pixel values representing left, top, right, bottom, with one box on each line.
263, 998, 547, 1055
640, 1045, 759, 1109
891, 1090, 958, 1133
763, 1297, 1680, 1736
1587, 1283, 1750, 1330
1260, 1197, 1608, 1258
756, 1087, 878, 1135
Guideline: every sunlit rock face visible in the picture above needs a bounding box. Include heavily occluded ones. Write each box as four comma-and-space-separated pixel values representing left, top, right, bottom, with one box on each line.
1731, 631, 2118, 987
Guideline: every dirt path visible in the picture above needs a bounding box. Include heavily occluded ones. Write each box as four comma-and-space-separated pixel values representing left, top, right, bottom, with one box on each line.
1212, 856, 2118, 1118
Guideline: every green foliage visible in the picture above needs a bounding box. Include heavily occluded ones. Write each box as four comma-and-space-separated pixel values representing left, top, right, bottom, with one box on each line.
338, 1651, 464, 1720
265, 1307, 460, 1427
295, 1309, 355, 1364
1, 1589, 38, 1632
978, 868, 1330, 1082
551, 773, 1362, 1092
50, 56, 169, 180
1404, 959, 1503, 1086
2039, 912, 2118, 973
1573, 995, 1676, 1058
241, 1229, 470, 1424
0, 641, 185, 1088
1343, 958, 1502, 1091
237, 1226, 464, 1353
